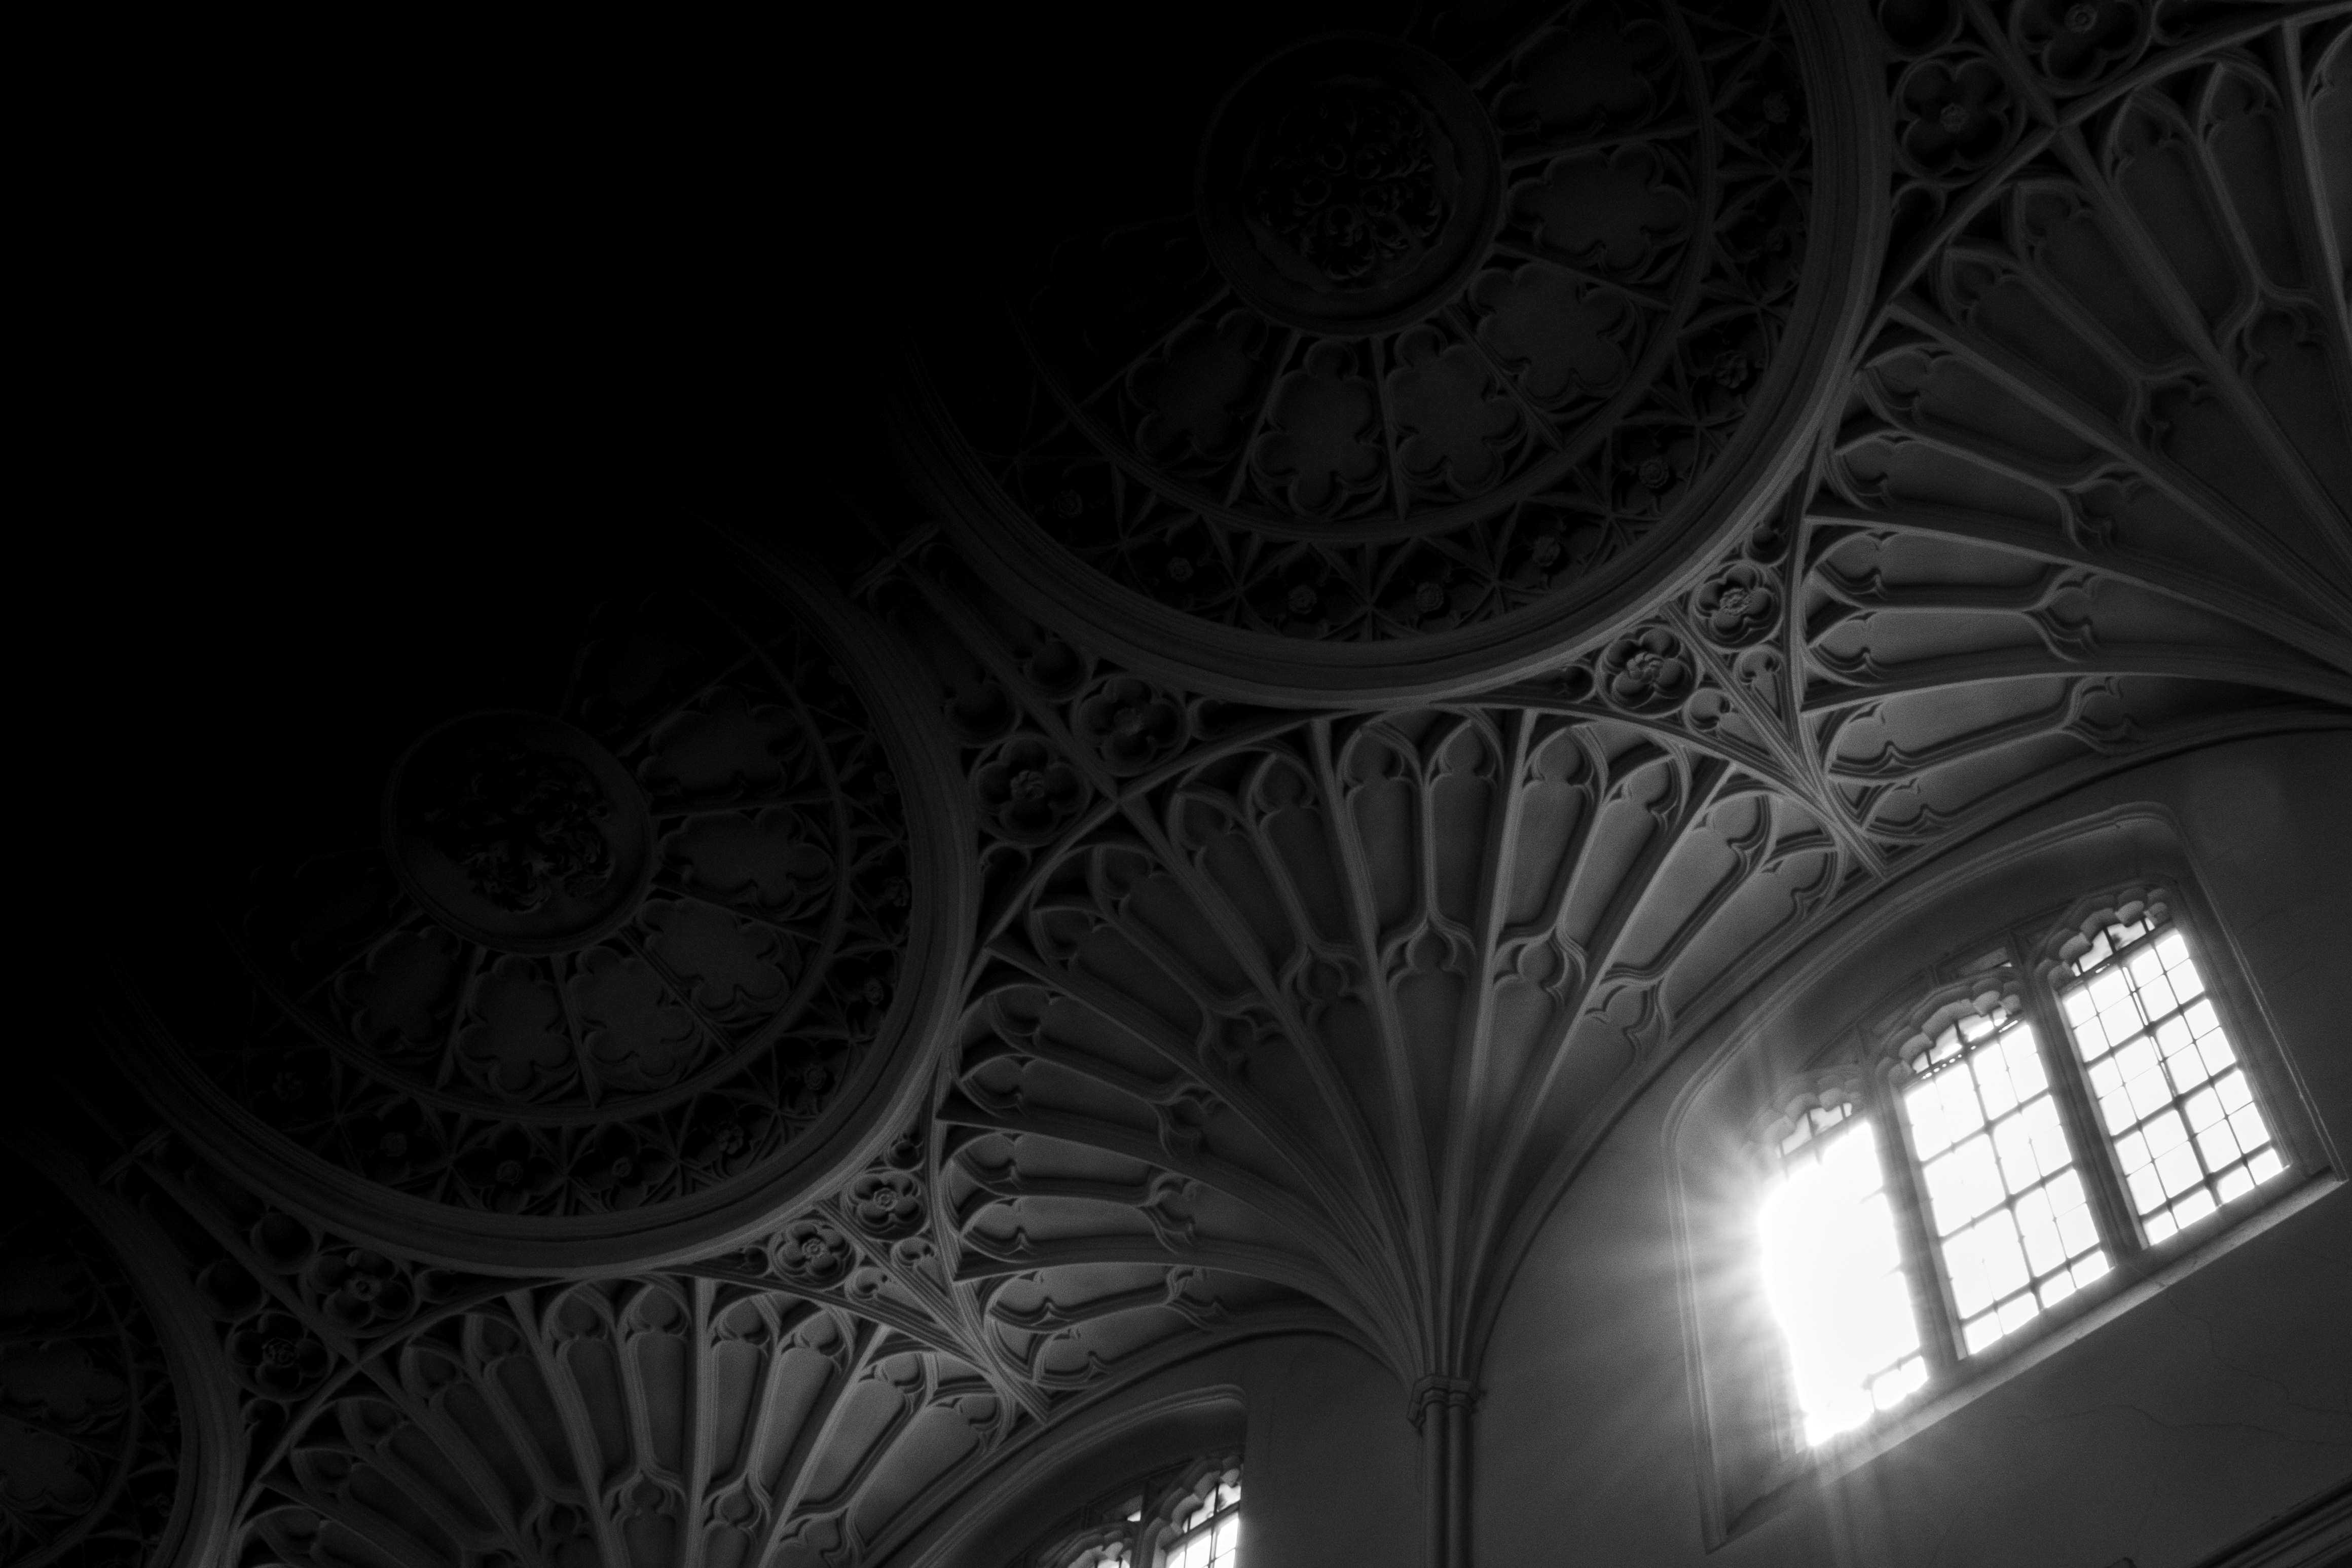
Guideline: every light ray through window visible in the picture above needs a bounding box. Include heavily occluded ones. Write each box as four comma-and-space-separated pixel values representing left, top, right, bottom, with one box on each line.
1759, 1107, 1927, 1445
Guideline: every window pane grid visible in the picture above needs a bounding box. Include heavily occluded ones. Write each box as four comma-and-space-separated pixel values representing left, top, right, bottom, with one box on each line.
1161, 1478, 1240, 1568
1901, 1005, 2109, 1359
2059, 919, 2285, 1245
1760, 1110, 1928, 1445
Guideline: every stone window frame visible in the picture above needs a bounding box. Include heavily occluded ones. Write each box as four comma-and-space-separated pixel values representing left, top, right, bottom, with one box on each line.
1016, 1449, 1244, 1568
1681, 849, 2340, 1543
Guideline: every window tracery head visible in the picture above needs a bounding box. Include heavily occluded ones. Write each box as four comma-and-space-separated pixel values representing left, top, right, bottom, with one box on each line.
1021, 1451, 1245, 1568
2037, 890, 2289, 1243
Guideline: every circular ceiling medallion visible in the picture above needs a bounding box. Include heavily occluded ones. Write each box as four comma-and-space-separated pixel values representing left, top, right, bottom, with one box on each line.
1, 1152, 188, 1565
383, 711, 655, 955
1197, 34, 1501, 337
108, 535, 968, 1270
896, 0, 1879, 696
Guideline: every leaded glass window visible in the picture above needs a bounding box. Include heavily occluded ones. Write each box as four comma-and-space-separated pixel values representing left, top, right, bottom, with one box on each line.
2058, 914, 2287, 1243
1750, 886, 2313, 1457
1900, 1001, 2109, 1355
1158, 1473, 1241, 1568
1018, 1455, 1243, 1568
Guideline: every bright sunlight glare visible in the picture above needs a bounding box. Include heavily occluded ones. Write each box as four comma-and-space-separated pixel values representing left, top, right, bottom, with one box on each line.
1759, 1119, 1928, 1446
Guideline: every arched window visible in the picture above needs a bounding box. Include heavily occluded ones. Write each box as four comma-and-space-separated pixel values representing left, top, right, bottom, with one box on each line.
1157, 1471, 1242, 1568
1020, 1452, 1244, 1568
1751, 886, 2312, 1450
2054, 906, 2286, 1242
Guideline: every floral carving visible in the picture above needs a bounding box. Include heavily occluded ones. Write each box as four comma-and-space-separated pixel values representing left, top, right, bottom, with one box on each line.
1692, 562, 1782, 645
1680, 315, 1774, 415
1073, 675, 1189, 775
1614, 427, 1699, 514
1895, 55, 2016, 177
571, 1129, 677, 1209
1243, 80, 1449, 288
771, 1219, 854, 1287
846, 1170, 927, 1238
1598, 626, 1697, 711
2013, 0, 2143, 87
419, 743, 614, 912
305, 1249, 415, 1332
974, 735, 1090, 843
454, 1129, 563, 1213
226, 1311, 333, 1400
682, 1100, 780, 1178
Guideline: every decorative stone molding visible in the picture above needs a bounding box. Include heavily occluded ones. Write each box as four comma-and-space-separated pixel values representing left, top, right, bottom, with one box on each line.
1885, 970, 2031, 1070
2031, 882, 2172, 981
1748, 1067, 1871, 1167
1408, 1374, 1481, 1429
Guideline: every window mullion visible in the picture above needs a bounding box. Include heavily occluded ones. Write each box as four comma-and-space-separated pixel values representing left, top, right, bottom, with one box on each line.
1870, 1066, 1965, 1378
2018, 947, 2142, 1263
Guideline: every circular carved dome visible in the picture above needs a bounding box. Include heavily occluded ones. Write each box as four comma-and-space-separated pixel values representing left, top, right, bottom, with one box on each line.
892, 0, 1880, 697
0, 1152, 188, 1566
109, 532, 966, 1271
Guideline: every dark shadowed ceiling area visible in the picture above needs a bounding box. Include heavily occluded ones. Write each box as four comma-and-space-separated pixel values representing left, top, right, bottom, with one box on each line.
25, 3, 2350, 1564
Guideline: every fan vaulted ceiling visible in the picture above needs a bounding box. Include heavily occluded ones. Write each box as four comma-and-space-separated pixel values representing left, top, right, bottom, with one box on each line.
17, 2, 2348, 1565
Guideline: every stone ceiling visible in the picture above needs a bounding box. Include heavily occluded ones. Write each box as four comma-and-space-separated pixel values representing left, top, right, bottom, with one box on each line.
16, 2, 2348, 1565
